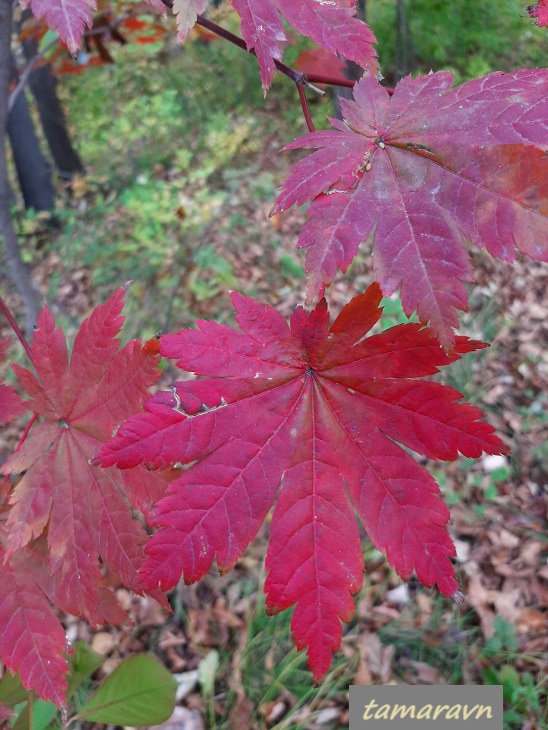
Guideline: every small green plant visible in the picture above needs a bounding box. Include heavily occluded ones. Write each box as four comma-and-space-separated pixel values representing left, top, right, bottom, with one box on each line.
0, 644, 176, 729
482, 618, 547, 730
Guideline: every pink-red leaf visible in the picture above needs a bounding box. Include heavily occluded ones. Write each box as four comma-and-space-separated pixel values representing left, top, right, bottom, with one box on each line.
100, 285, 507, 680
526, 0, 548, 26
0, 541, 68, 707
273, 70, 548, 346
0, 339, 26, 424
22, 0, 96, 54
1, 289, 164, 630
230, 0, 377, 90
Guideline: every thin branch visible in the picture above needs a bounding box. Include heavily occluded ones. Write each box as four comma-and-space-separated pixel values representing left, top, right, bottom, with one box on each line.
194, 15, 306, 85
193, 14, 393, 95
297, 84, 315, 132
158, 1, 355, 92
0, 293, 35, 365
304, 73, 356, 89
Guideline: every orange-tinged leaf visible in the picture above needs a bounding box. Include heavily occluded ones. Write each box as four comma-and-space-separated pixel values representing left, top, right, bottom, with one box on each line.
0, 289, 167, 705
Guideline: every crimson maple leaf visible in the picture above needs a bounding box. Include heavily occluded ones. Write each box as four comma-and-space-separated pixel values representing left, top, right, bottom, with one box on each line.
100, 285, 507, 680
526, 0, 548, 26
0, 478, 71, 706
272, 71, 548, 347
23, 0, 96, 55
1, 289, 166, 643
0, 540, 70, 706
0, 339, 26, 424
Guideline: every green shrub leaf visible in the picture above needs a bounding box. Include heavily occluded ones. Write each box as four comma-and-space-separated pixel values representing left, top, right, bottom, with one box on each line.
76, 654, 176, 726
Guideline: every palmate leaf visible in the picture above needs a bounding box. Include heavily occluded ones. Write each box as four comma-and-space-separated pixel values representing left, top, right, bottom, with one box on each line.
0, 288, 168, 704
100, 285, 507, 680
272, 70, 548, 346
0, 339, 26, 424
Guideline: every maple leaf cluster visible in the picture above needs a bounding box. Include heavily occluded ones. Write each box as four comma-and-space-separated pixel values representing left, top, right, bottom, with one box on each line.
0, 283, 509, 695
3, 0, 546, 707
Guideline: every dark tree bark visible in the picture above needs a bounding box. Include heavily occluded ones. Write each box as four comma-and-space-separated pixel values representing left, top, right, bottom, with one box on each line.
395, 0, 415, 82
21, 25, 85, 179
7, 56, 56, 213
0, 0, 41, 334
334, 0, 367, 118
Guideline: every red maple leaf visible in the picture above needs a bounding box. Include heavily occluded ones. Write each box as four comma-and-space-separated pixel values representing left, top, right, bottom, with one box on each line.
0, 540, 70, 706
0, 339, 26, 424
272, 71, 548, 347
24, 0, 96, 55
229, 0, 377, 90
526, 0, 548, 26
100, 285, 507, 680
0, 288, 168, 704
0, 479, 70, 706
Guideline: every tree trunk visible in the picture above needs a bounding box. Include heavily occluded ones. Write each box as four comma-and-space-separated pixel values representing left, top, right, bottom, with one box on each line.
7, 56, 56, 213
333, 0, 367, 118
0, 1, 41, 335
21, 26, 85, 179
395, 0, 415, 82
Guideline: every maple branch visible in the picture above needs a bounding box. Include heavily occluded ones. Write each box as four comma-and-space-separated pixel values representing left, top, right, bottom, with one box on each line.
158, 3, 397, 129
194, 15, 307, 86
194, 14, 364, 92
193, 16, 392, 93
297, 83, 315, 133
0, 294, 35, 364
304, 73, 355, 89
